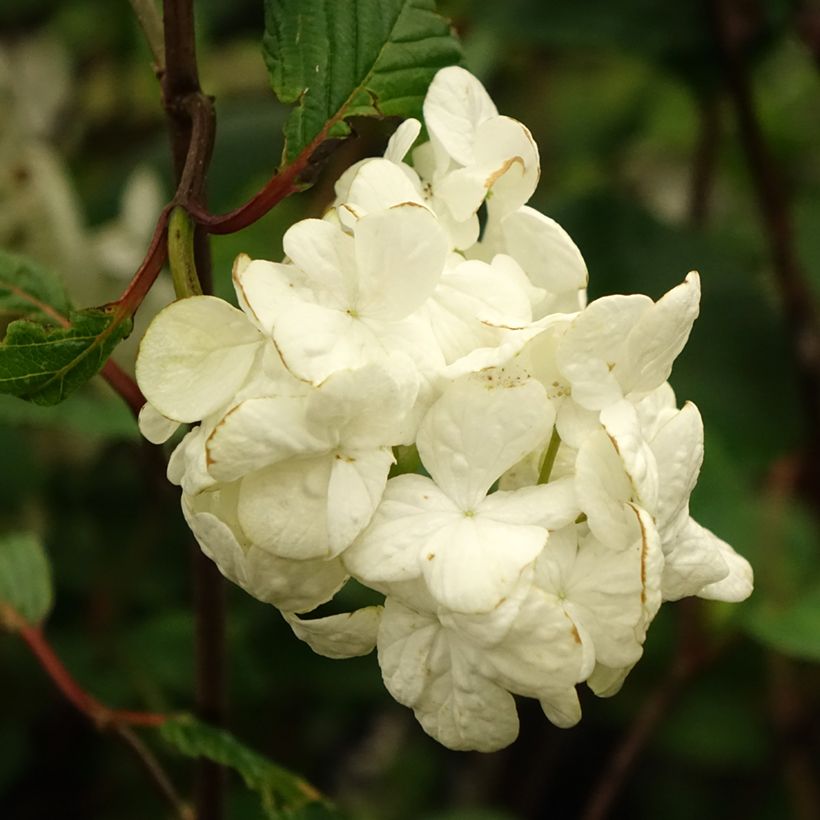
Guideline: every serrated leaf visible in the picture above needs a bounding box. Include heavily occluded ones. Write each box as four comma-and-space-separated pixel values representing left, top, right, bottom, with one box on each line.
0, 249, 72, 326
0, 532, 53, 628
0, 308, 133, 406
159, 714, 331, 819
263, 0, 462, 165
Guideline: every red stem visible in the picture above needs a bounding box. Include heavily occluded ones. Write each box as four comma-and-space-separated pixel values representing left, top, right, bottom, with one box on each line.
17, 622, 167, 729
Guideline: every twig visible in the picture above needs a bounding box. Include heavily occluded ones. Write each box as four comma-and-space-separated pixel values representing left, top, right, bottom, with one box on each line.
688, 92, 721, 228
160, 3, 226, 818
116, 725, 195, 820
17, 621, 167, 729
10, 618, 193, 817
711, 0, 820, 502
129, 0, 166, 74
100, 360, 145, 418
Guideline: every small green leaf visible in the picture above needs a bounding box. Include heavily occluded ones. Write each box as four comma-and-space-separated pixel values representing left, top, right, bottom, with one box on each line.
0, 532, 53, 628
745, 584, 820, 662
0, 249, 72, 325
159, 714, 330, 818
0, 307, 133, 406
263, 0, 462, 166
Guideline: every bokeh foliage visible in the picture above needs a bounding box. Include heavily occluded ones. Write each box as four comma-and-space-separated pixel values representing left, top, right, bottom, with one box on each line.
1, 0, 819, 818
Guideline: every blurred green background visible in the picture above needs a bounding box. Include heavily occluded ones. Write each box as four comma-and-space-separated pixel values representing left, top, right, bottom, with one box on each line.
1, 0, 819, 818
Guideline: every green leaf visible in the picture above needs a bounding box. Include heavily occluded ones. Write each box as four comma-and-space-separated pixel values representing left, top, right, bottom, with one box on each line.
745, 585, 820, 662
0, 532, 53, 628
159, 714, 331, 818
0, 249, 72, 325
263, 0, 462, 165
0, 307, 133, 406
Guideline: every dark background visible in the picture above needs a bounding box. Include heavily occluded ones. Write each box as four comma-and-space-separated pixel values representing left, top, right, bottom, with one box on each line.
1, 1, 819, 818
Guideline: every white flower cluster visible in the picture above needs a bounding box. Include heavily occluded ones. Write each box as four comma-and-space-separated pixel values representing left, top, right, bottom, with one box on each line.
135, 67, 752, 752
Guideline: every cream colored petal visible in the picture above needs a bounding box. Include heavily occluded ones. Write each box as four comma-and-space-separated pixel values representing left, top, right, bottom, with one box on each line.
284, 607, 382, 659
136, 296, 263, 422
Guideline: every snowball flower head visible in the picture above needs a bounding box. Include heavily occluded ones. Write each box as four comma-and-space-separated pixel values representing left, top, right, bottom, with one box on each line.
135, 65, 752, 752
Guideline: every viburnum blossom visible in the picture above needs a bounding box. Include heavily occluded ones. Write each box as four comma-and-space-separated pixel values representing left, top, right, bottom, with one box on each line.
135, 65, 753, 752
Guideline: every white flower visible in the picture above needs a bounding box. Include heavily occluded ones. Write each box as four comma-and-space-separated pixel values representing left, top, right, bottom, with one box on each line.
235, 204, 448, 386
345, 374, 578, 613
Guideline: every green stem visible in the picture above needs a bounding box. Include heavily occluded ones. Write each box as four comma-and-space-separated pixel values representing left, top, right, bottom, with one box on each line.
538, 428, 561, 485
168, 206, 202, 298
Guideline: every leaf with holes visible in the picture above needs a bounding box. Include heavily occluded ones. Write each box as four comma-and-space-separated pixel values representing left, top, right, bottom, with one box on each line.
263, 0, 462, 166
159, 714, 335, 818
0, 308, 133, 406
0, 532, 53, 629
0, 249, 72, 326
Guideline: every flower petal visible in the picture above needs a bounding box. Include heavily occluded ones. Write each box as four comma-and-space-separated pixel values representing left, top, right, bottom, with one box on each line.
353, 204, 447, 321
422, 516, 546, 614
138, 402, 180, 444
418, 374, 553, 510
423, 65, 498, 168
136, 295, 263, 422
478, 477, 579, 530
326, 447, 394, 557
619, 272, 701, 394
205, 395, 330, 482
343, 474, 460, 584
284, 607, 382, 659
238, 455, 333, 560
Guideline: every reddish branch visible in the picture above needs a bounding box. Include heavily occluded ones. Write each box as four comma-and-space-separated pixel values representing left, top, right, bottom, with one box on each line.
17, 621, 167, 729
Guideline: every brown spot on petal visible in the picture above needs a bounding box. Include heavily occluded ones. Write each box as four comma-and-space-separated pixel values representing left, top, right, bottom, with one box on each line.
485, 156, 525, 189
630, 503, 649, 605
426, 552, 435, 561
205, 404, 243, 467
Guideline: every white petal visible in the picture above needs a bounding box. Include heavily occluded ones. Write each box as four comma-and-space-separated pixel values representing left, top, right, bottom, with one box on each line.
474, 116, 540, 214
284, 607, 382, 659
423, 66, 498, 168
182, 488, 346, 612
575, 429, 634, 548
650, 401, 704, 539
282, 218, 355, 306
484, 587, 588, 698
415, 641, 519, 752
555, 398, 600, 450
662, 517, 730, 600
138, 402, 180, 444
556, 294, 651, 411
233, 258, 302, 335
238, 456, 332, 559
377, 596, 440, 706
385, 118, 422, 163
418, 375, 553, 510
498, 206, 588, 297
326, 447, 394, 557
273, 300, 383, 385
478, 477, 579, 530
586, 662, 633, 697
308, 358, 419, 449
600, 399, 659, 511
696, 529, 753, 602
354, 204, 447, 321
205, 395, 330, 482
344, 474, 460, 584
136, 296, 262, 422
346, 158, 424, 214
422, 516, 546, 614
540, 688, 582, 728
619, 272, 701, 394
